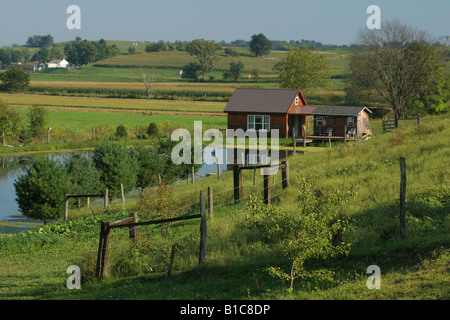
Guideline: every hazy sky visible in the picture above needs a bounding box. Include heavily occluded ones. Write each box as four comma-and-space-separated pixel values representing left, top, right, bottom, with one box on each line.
0, 0, 449, 46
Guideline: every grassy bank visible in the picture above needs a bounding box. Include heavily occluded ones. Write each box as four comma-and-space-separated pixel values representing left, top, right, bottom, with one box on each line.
0, 115, 448, 300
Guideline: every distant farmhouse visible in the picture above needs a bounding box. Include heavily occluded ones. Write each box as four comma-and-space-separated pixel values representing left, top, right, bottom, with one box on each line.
47, 59, 69, 69
224, 88, 371, 141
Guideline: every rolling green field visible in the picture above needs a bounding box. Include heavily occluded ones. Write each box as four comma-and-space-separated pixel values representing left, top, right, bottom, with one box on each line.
28, 47, 352, 92
0, 115, 448, 300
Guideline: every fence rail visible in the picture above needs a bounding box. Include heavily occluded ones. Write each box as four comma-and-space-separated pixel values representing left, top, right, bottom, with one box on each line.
95, 191, 207, 279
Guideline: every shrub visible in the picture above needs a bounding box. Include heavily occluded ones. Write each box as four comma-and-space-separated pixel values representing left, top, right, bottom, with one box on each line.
246, 178, 353, 290
115, 124, 128, 138
147, 122, 159, 137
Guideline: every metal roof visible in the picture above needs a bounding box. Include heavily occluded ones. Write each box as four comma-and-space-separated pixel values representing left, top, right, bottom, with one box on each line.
306, 105, 372, 116
224, 88, 301, 114
223, 88, 371, 116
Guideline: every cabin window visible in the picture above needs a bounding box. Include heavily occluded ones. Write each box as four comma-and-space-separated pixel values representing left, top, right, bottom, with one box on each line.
347, 117, 355, 127
248, 115, 270, 131
316, 116, 325, 127
295, 97, 299, 105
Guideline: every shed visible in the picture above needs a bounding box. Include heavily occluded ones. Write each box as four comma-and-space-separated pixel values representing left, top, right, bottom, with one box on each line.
224, 88, 372, 140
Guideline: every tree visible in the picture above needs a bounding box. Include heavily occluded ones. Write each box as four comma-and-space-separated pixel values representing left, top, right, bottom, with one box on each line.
0, 68, 30, 92
130, 144, 167, 188
275, 46, 331, 91
26, 35, 54, 47
347, 20, 448, 119
35, 47, 51, 63
223, 61, 244, 82
246, 178, 352, 290
181, 62, 202, 82
14, 156, 72, 225
185, 39, 222, 81
64, 153, 104, 202
92, 143, 138, 197
249, 33, 272, 57
0, 100, 22, 146
28, 105, 48, 138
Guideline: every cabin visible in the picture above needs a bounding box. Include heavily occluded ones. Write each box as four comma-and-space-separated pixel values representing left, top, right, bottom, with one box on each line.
224, 88, 371, 140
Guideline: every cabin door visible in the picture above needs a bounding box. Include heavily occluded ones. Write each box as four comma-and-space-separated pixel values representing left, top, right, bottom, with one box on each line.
293, 116, 299, 138
334, 117, 346, 137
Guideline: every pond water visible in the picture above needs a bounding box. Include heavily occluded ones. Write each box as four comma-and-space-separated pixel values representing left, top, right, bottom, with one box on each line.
0, 147, 287, 224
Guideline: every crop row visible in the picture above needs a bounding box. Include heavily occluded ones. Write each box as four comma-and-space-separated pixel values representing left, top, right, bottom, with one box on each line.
29, 86, 233, 101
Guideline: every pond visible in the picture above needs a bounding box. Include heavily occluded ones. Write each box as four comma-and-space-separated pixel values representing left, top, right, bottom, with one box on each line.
0, 147, 288, 229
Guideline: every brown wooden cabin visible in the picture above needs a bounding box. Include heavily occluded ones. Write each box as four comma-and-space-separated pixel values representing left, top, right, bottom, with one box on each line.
224, 88, 371, 140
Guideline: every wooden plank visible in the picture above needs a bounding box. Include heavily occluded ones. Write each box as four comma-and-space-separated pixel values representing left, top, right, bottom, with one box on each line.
109, 213, 201, 229
109, 216, 135, 227
66, 194, 104, 198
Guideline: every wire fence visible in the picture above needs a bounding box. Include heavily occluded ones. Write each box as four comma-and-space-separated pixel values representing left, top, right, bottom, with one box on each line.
0, 159, 448, 289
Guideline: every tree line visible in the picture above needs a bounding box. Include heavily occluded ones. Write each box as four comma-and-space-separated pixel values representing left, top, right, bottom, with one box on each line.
64, 38, 120, 66
14, 139, 200, 225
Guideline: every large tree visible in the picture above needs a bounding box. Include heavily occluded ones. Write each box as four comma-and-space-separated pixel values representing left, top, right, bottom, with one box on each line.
0, 68, 30, 92
346, 20, 449, 118
275, 46, 331, 91
185, 39, 222, 81
249, 33, 272, 57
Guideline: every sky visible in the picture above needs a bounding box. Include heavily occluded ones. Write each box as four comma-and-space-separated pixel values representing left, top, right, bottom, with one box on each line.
0, 0, 449, 46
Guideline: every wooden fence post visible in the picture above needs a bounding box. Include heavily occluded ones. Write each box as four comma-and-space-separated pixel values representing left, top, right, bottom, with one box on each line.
96, 221, 111, 279
233, 165, 242, 203
400, 157, 407, 238
199, 190, 207, 265
104, 189, 109, 210
120, 184, 125, 204
264, 170, 271, 205
303, 125, 306, 148
165, 245, 177, 280
129, 212, 138, 241
208, 186, 213, 219
64, 195, 69, 222
282, 161, 290, 189
417, 114, 421, 125
192, 166, 195, 184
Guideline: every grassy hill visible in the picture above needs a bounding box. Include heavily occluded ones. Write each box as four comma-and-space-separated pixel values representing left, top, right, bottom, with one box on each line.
0, 114, 448, 300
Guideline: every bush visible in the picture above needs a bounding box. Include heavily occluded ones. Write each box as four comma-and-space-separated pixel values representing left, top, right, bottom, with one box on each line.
115, 124, 128, 138
147, 123, 159, 137
246, 178, 353, 290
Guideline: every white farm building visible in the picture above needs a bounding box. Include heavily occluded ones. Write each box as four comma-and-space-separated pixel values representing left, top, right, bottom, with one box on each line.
47, 59, 69, 69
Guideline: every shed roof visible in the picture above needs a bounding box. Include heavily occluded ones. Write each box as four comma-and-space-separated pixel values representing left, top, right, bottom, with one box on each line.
224, 88, 304, 114
290, 105, 372, 116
